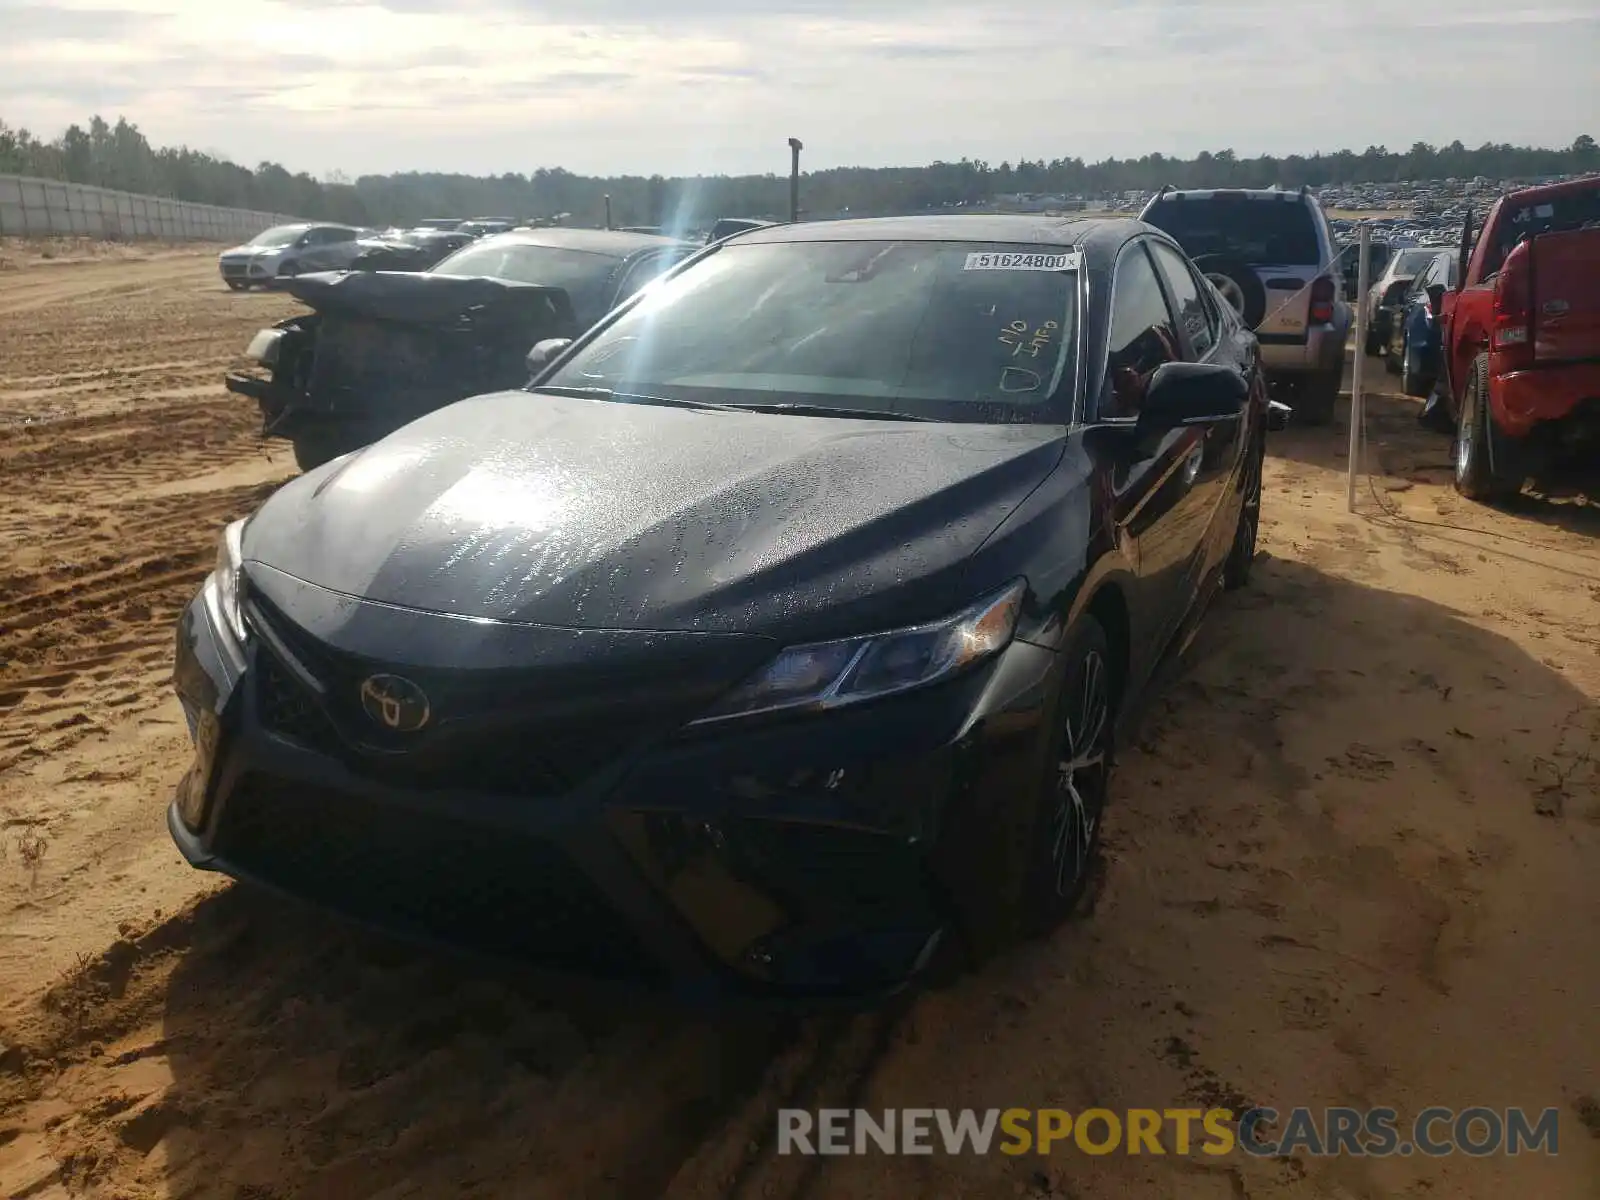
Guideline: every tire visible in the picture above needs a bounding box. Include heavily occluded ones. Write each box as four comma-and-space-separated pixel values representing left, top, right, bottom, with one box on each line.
225, 280, 248, 292
1296, 365, 1340, 426
1022, 617, 1114, 933
1192, 254, 1267, 329
1223, 436, 1264, 591
1401, 337, 1429, 398
1453, 353, 1521, 503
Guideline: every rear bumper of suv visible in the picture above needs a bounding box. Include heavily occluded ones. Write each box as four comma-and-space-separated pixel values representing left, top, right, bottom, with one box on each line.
1259, 315, 1349, 377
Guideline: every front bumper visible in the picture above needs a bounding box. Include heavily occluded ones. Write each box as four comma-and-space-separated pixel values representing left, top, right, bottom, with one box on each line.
168, 584, 1060, 1002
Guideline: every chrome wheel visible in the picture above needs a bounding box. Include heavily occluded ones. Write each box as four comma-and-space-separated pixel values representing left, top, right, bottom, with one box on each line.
1454, 382, 1475, 484
1207, 273, 1247, 316
1050, 649, 1110, 897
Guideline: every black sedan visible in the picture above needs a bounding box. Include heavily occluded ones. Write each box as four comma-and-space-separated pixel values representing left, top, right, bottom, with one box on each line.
170, 216, 1284, 1000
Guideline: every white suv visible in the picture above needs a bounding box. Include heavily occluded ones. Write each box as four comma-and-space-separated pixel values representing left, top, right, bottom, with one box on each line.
1139, 187, 1352, 424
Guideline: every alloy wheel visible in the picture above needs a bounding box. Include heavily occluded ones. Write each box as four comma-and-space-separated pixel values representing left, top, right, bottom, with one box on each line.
1236, 443, 1262, 563
1455, 382, 1475, 484
1050, 649, 1110, 897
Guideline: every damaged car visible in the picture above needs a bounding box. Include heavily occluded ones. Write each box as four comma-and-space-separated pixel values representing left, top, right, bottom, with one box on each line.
173, 215, 1285, 1000
225, 227, 697, 470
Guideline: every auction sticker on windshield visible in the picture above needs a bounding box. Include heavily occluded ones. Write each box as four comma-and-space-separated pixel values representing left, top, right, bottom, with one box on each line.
964, 251, 1082, 271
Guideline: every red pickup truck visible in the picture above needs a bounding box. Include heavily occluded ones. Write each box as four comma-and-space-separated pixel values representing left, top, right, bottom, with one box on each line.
1437, 174, 1600, 502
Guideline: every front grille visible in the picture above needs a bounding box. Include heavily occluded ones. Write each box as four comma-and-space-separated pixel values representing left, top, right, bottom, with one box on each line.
220, 261, 248, 278
256, 650, 340, 752
213, 774, 662, 979
246, 599, 667, 797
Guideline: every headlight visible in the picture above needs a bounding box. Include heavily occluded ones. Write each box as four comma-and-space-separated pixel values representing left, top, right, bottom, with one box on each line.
205, 519, 249, 646
694, 579, 1025, 725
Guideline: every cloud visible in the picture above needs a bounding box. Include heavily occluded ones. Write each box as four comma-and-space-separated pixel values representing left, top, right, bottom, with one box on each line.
2, 0, 1595, 178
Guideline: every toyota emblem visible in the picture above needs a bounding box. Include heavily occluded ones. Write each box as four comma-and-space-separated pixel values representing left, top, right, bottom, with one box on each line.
359, 674, 431, 733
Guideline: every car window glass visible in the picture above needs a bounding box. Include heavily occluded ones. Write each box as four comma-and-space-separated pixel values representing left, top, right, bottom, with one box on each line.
1102, 243, 1181, 418
1148, 241, 1215, 358
1142, 197, 1321, 265
545, 239, 1081, 423
615, 255, 673, 302
431, 242, 622, 319
1393, 248, 1439, 277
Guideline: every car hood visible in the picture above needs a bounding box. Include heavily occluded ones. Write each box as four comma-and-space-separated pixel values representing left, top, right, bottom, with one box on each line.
242, 392, 1066, 640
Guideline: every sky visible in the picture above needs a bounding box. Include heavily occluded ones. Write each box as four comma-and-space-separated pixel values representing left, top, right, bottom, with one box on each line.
3, 0, 1597, 179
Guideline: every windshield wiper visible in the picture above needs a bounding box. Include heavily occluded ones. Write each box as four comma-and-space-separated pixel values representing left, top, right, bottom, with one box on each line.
529, 387, 936, 422
725, 402, 937, 422
528, 385, 748, 414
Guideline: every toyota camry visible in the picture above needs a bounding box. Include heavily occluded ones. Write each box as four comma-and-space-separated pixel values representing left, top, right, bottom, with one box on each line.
170, 216, 1285, 1000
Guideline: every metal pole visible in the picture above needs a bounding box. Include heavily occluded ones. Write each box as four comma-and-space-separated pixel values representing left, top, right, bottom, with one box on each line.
788, 138, 803, 223
603, 194, 612, 231
1346, 222, 1371, 512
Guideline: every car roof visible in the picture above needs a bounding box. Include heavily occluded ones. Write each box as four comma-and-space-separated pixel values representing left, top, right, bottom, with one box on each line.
483, 228, 694, 256
1501, 173, 1600, 205
1148, 187, 1316, 205
734, 214, 1143, 261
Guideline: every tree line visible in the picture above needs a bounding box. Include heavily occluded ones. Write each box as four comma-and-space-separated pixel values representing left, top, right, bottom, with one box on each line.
3, 114, 1596, 230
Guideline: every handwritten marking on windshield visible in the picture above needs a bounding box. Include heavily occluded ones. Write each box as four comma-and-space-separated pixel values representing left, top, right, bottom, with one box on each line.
999, 318, 1059, 358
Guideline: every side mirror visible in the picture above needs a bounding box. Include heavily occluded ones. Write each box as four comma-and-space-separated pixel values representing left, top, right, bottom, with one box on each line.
1425, 283, 1446, 314
526, 337, 573, 375
1136, 362, 1249, 432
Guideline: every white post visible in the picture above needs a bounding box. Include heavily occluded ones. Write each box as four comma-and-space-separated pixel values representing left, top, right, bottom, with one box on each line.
1346, 222, 1372, 511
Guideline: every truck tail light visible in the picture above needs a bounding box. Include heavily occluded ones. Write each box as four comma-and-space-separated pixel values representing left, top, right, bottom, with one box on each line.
1491, 238, 1534, 373
1309, 276, 1335, 323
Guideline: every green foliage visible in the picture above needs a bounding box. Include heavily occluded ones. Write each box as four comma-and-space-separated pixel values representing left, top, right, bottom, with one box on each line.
1, 114, 1596, 229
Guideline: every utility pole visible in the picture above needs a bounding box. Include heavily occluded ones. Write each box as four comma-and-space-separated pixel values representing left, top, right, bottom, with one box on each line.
788, 138, 803, 224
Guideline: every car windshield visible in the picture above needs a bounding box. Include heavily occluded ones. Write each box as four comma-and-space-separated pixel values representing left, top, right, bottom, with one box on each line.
1390, 248, 1439, 277
431, 241, 621, 315
247, 225, 304, 248
1144, 197, 1321, 265
543, 239, 1080, 423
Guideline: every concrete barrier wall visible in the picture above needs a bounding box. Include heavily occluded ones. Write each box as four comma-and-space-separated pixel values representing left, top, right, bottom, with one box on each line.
0, 174, 304, 242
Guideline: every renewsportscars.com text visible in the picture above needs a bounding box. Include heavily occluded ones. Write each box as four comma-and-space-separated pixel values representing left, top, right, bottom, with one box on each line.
776, 1107, 1562, 1158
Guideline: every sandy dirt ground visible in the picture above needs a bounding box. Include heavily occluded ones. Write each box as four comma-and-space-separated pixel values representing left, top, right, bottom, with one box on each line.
0, 250, 1597, 1200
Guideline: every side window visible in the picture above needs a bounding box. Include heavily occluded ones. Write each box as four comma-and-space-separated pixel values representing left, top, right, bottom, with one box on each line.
615, 254, 674, 303
1102, 243, 1182, 418
1148, 241, 1216, 358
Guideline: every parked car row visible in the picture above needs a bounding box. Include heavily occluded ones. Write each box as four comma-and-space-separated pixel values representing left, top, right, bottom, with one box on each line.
176, 211, 1294, 1000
